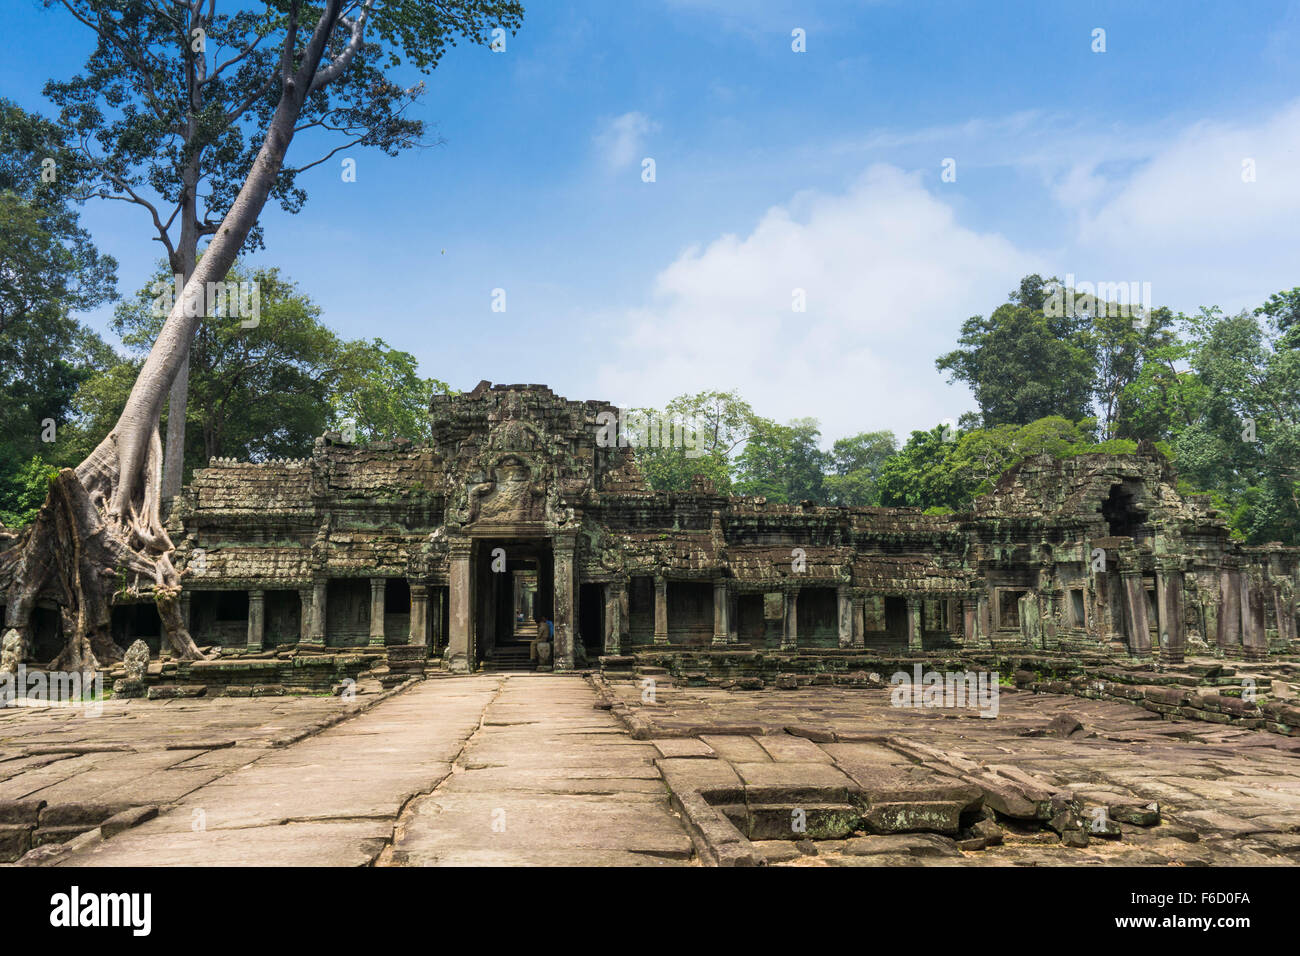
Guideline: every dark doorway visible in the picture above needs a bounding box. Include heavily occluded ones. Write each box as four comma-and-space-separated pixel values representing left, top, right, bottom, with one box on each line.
884, 596, 908, 641
111, 603, 162, 656
33, 606, 67, 661
579, 583, 604, 657
474, 538, 552, 663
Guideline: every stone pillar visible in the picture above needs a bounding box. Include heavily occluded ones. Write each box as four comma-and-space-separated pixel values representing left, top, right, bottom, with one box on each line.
298, 588, 312, 644
446, 539, 473, 673
837, 584, 852, 648
618, 583, 630, 651
1120, 572, 1151, 656
1217, 569, 1242, 653
1275, 584, 1297, 647
247, 589, 265, 650
977, 592, 992, 644
604, 581, 624, 655
728, 589, 739, 644
1243, 575, 1268, 660
781, 586, 798, 650
180, 591, 192, 633
851, 592, 866, 648
947, 598, 963, 640
369, 578, 387, 647
712, 580, 729, 646
653, 575, 669, 645
906, 597, 923, 652
963, 597, 980, 645
409, 583, 428, 647
1157, 569, 1185, 664
553, 536, 577, 671
308, 579, 327, 645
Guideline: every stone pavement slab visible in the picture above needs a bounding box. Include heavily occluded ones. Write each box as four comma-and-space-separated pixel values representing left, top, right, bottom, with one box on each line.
383, 675, 693, 866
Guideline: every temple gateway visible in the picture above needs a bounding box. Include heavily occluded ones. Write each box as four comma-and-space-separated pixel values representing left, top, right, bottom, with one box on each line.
107, 382, 1295, 672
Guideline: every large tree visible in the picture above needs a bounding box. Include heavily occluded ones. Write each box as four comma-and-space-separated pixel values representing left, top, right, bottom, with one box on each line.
41, 0, 508, 501
0, 0, 523, 670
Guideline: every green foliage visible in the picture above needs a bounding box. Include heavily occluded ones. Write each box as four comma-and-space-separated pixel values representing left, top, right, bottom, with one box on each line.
935, 275, 1096, 426
41, 1, 525, 260
823, 430, 896, 506
0, 100, 118, 522
65, 263, 447, 485
628, 390, 757, 494
734, 417, 827, 503
0, 457, 58, 527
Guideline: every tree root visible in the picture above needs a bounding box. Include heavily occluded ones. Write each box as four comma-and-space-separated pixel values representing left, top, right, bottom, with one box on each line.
0, 428, 203, 669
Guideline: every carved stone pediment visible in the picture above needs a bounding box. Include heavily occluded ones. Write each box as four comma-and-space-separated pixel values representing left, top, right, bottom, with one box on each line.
468, 455, 546, 525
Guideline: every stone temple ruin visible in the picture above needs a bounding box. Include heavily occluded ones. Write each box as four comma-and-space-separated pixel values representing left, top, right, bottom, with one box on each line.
56, 381, 1291, 686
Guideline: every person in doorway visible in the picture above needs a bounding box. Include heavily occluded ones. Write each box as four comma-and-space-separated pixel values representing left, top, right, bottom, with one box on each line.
531, 616, 554, 661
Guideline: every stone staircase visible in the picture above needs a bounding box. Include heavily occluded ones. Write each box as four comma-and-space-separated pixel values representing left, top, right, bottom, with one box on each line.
481, 645, 536, 672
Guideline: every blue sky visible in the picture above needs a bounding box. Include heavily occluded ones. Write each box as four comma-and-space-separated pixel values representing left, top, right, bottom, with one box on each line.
5, 0, 1300, 441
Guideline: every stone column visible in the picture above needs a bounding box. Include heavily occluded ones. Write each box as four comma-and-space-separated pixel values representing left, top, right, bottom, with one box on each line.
409, 583, 428, 647
553, 536, 577, 671
298, 588, 312, 644
618, 583, 630, 650
1120, 571, 1150, 656
653, 575, 669, 645
180, 591, 192, 632
604, 581, 624, 655
1217, 569, 1242, 653
977, 592, 992, 644
247, 589, 265, 650
1243, 575, 1268, 660
781, 586, 798, 650
728, 589, 739, 644
446, 539, 473, 673
963, 597, 980, 645
837, 584, 852, 648
1275, 584, 1297, 647
369, 578, 387, 647
947, 598, 963, 640
851, 591, 866, 648
1157, 568, 1185, 664
308, 579, 327, 645
712, 579, 729, 646
906, 597, 923, 652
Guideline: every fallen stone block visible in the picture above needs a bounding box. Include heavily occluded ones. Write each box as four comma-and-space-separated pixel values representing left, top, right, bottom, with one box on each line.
862, 800, 963, 835
1047, 713, 1084, 738
1110, 802, 1161, 826
747, 803, 860, 841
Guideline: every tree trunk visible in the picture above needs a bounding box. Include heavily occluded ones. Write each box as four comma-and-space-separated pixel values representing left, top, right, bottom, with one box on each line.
0, 10, 339, 668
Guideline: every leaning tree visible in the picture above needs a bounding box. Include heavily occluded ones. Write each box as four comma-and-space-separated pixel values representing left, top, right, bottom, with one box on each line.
0, 0, 523, 670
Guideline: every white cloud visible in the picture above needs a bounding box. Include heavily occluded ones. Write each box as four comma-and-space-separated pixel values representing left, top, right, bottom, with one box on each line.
593, 112, 659, 171
592, 164, 1040, 442
1056, 99, 1300, 311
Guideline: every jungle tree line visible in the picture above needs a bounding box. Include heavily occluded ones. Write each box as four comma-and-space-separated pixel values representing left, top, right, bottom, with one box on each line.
631, 274, 1300, 547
